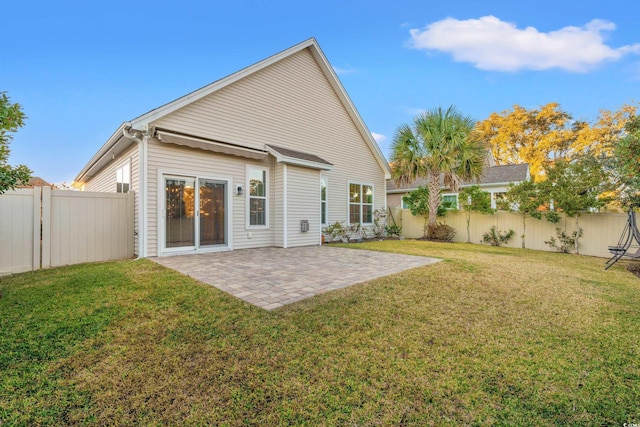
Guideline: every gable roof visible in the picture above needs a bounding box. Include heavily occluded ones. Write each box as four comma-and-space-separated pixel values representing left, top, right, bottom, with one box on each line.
387, 163, 530, 193
75, 38, 390, 183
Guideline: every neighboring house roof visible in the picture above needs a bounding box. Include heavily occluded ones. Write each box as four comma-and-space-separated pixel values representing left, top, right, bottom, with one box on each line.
386, 163, 530, 193
75, 38, 390, 183
18, 176, 52, 188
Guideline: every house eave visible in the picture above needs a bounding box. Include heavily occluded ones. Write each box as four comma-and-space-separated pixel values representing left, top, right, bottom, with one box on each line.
388, 181, 525, 194
128, 39, 319, 130
74, 123, 134, 183
127, 37, 390, 179
270, 154, 333, 171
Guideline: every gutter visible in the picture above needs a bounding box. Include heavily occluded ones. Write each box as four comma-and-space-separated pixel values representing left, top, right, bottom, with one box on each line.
387, 181, 524, 194
74, 123, 128, 183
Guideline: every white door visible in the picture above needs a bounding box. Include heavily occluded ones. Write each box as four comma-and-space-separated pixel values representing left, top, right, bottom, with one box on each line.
164, 176, 228, 252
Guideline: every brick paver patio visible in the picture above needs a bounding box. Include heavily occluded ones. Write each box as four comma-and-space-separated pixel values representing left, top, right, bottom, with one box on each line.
153, 246, 441, 309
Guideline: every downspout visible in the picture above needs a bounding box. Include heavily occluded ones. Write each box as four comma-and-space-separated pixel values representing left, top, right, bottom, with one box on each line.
123, 125, 149, 258
283, 163, 288, 248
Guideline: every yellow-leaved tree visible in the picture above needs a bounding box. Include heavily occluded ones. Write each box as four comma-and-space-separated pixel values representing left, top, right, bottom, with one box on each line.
477, 102, 638, 181
476, 103, 573, 181
573, 103, 638, 157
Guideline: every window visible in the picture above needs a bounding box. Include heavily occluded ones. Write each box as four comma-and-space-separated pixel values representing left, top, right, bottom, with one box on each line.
349, 183, 373, 224
247, 167, 268, 227
401, 196, 411, 209
441, 194, 458, 210
321, 177, 328, 225
492, 192, 507, 210
116, 162, 130, 193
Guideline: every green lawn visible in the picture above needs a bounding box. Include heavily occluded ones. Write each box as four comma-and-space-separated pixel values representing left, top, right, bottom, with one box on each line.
1, 241, 639, 426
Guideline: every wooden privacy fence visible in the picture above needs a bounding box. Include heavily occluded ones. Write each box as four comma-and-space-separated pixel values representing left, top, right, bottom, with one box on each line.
391, 207, 627, 259
0, 188, 134, 275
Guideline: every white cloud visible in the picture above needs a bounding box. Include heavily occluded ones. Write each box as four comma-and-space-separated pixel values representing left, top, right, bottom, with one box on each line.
371, 132, 387, 144
333, 65, 358, 75
408, 16, 640, 72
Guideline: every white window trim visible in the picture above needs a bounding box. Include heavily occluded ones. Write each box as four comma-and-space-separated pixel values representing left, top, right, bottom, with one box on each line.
246, 165, 270, 229
157, 169, 234, 256
116, 158, 131, 193
490, 191, 508, 210
321, 176, 328, 226
441, 193, 459, 210
347, 181, 374, 225
401, 195, 410, 210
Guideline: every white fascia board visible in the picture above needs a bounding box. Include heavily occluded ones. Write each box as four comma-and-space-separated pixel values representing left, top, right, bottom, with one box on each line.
74, 123, 129, 183
128, 38, 390, 179
459, 181, 524, 189
307, 45, 391, 180
267, 148, 333, 171
129, 38, 318, 130
389, 180, 526, 194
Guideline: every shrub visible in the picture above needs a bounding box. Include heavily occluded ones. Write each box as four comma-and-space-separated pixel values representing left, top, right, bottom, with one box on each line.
545, 228, 583, 253
323, 222, 342, 243
324, 221, 361, 243
371, 208, 387, 239
427, 222, 456, 242
385, 224, 402, 238
482, 226, 515, 246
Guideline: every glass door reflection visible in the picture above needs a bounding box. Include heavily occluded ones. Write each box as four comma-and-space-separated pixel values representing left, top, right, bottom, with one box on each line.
199, 180, 226, 246
165, 178, 196, 248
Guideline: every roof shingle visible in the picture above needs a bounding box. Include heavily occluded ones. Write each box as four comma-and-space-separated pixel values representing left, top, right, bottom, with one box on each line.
387, 163, 529, 192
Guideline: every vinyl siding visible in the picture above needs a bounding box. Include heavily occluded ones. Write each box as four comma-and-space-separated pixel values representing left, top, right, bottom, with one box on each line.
84, 144, 140, 255
145, 139, 275, 256
153, 47, 386, 227
273, 163, 284, 247
286, 165, 321, 247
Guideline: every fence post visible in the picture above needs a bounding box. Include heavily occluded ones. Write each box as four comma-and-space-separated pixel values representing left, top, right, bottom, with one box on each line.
32, 187, 41, 270
41, 186, 52, 269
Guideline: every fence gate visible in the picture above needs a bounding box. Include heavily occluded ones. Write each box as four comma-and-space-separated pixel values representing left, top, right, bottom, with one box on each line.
0, 188, 134, 275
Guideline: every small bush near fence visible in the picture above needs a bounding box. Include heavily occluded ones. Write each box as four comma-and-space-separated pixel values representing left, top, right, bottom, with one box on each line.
385, 224, 402, 238
426, 223, 456, 242
482, 226, 515, 246
545, 228, 583, 254
393, 208, 627, 259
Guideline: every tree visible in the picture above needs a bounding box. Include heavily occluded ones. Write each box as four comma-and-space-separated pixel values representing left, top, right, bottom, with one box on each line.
612, 115, 640, 207
476, 103, 574, 181
402, 186, 448, 238
537, 155, 612, 254
574, 104, 637, 157
503, 180, 543, 249
458, 185, 493, 243
0, 92, 31, 193
391, 106, 486, 238
477, 102, 638, 181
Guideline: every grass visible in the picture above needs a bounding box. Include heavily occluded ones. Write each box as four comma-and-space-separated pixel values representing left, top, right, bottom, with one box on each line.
1, 241, 639, 426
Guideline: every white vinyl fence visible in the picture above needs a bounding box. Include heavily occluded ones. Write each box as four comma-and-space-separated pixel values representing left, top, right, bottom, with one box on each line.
390, 207, 627, 259
0, 188, 134, 275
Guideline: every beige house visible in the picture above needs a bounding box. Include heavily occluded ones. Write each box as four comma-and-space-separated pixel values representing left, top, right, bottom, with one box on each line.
74, 38, 390, 257
387, 163, 530, 210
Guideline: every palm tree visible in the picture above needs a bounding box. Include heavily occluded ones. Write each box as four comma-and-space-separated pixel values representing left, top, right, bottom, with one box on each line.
391, 106, 487, 236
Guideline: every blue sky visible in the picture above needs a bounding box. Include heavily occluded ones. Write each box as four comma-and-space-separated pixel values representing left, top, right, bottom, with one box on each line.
3, 0, 639, 184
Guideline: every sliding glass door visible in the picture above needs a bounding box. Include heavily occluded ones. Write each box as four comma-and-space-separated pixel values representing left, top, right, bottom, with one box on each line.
199, 179, 226, 246
164, 176, 227, 252
165, 177, 196, 249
